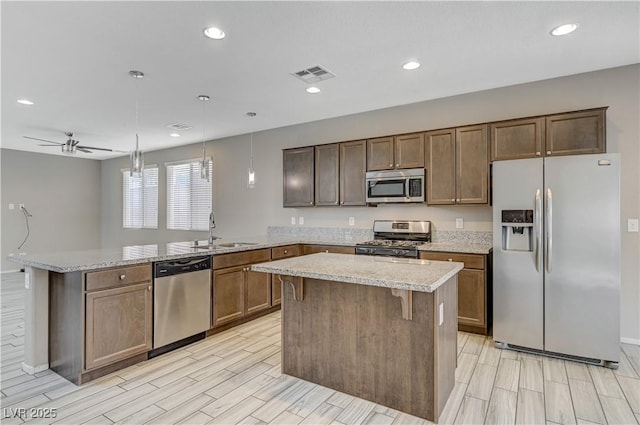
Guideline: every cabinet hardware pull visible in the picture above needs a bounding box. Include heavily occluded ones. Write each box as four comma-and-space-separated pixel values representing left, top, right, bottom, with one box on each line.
452, 199, 455, 202
147, 286, 152, 291
456, 198, 460, 202
325, 250, 329, 253
119, 274, 126, 280
389, 163, 393, 167
396, 163, 399, 167
284, 250, 288, 254
448, 259, 452, 262
547, 151, 551, 155
536, 152, 541, 156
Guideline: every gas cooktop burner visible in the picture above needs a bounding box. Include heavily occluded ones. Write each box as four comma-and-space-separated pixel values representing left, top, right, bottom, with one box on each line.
357, 239, 423, 248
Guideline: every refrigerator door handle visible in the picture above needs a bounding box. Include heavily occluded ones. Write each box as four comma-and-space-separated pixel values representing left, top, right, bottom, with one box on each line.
546, 188, 553, 273
535, 189, 542, 272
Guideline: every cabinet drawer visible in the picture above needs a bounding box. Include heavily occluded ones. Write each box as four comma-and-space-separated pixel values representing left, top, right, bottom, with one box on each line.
85, 265, 152, 291
272, 245, 300, 260
302, 245, 355, 255
213, 249, 270, 270
419, 252, 485, 270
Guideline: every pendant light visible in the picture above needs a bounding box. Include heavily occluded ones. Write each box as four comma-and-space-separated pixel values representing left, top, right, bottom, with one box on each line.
129, 70, 144, 176
246, 112, 256, 189
198, 95, 210, 181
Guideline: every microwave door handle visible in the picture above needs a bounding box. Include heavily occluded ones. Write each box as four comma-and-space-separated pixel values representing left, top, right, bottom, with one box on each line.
405, 178, 410, 200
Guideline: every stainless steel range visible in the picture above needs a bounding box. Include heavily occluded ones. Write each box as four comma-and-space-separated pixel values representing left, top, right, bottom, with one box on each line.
355, 220, 431, 258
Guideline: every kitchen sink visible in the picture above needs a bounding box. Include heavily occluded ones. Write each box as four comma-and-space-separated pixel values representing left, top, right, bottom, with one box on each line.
216, 242, 259, 248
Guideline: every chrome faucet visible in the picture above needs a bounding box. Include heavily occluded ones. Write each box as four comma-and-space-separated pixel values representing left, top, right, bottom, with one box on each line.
208, 211, 220, 245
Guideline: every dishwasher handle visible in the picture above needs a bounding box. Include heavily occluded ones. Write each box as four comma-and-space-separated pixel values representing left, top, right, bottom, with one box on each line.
154, 256, 211, 278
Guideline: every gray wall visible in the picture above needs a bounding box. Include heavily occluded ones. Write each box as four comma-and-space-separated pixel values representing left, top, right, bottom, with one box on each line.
1, 149, 102, 271
106, 63, 640, 342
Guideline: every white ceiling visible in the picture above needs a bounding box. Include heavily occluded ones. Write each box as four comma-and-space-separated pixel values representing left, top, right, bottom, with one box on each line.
2, 1, 639, 160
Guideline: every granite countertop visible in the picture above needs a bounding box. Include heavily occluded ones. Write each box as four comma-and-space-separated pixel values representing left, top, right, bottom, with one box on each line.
251, 252, 464, 293
7, 233, 491, 273
5, 236, 368, 273
418, 242, 492, 255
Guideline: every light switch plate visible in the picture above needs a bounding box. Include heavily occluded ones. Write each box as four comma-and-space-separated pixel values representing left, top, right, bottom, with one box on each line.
290, 216, 296, 225
348, 216, 355, 226
628, 218, 639, 232
299, 217, 304, 225
455, 218, 464, 229
9, 203, 14, 210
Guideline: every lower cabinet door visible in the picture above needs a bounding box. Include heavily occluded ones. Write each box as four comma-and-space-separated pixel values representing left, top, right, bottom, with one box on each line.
457, 269, 486, 327
271, 275, 282, 306
246, 269, 271, 315
85, 282, 152, 370
213, 266, 245, 327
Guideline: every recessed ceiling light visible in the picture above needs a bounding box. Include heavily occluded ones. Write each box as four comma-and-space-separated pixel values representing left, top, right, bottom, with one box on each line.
306, 87, 321, 94
204, 27, 226, 40
402, 61, 421, 70
17, 99, 34, 105
170, 133, 181, 138
550, 23, 578, 36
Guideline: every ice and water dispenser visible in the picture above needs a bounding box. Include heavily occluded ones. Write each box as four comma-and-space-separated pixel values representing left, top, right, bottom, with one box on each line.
501, 210, 534, 252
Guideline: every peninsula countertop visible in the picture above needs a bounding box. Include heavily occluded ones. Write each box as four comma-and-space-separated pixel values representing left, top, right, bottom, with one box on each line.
251, 252, 464, 293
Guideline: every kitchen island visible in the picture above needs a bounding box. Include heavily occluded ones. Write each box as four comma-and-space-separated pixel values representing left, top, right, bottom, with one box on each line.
252, 253, 463, 423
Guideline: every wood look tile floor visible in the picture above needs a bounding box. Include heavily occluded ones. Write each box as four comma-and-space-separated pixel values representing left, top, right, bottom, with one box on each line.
1, 272, 639, 425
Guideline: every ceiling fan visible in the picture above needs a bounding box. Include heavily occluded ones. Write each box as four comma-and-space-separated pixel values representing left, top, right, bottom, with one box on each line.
23, 132, 126, 155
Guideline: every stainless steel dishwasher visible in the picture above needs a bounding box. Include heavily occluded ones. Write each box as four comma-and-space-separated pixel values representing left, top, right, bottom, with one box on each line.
153, 256, 211, 349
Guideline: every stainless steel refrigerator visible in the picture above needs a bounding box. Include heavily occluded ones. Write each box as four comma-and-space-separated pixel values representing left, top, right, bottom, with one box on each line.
492, 154, 620, 367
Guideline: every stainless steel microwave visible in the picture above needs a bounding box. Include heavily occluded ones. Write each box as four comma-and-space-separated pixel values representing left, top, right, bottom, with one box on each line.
365, 168, 425, 203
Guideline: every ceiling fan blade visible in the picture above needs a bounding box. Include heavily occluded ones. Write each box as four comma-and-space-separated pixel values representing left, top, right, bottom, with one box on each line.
76, 148, 92, 153
24, 136, 61, 145
78, 145, 126, 153
38, 144, 62, 147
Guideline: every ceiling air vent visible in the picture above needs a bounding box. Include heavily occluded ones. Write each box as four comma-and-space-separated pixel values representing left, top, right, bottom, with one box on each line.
166, 122, 193, 131
291, 65, 336, 84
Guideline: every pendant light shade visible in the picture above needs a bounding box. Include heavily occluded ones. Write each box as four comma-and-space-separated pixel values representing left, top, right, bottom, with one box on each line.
198, 95, 210, 182
129, 70, 144, 176
247, 112, 256, 189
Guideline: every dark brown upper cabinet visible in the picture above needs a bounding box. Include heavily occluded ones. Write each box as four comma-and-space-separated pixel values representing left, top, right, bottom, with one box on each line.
491, 117, 545, 161
283, 147, 315, 207
545, 108, 606, 156
491, 108, 606, 161
315, 144, 340, 206
366, 133, 424, 171
339, 140, 367, 206
426, 125, 489, 205
314, 140, 367, 207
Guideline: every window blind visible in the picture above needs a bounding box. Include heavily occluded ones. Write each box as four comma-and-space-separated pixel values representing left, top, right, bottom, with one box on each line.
166, 159, 212, 231
123, 166, 158, 229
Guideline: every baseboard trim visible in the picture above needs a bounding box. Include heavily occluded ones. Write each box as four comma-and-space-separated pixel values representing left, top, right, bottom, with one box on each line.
621, 337, 640, 345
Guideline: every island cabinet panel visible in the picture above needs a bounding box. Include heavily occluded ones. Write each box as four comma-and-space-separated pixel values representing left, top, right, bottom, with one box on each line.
419, 251, 490, 335
490, 117, 545, 161
545, 108, 606, 156
281, 276, 457, 422
212, 249, 275, 328
85, 282, 152, 370
271, 245, 300, 306
283, 147, 315, 207
315, 143, 340, 206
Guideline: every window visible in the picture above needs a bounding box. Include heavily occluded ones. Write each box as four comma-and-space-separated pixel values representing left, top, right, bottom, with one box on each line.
166, 158, 212, 231
123, 166, 158, 229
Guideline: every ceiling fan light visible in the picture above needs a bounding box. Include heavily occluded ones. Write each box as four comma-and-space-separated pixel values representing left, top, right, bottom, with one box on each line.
61, 144, 76, 155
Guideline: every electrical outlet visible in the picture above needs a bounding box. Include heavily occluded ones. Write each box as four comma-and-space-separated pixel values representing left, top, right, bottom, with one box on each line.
628, 218, 639, 233
299, 217, 304, 225
348, 216, 355, 226
9, 203, 14, 210
291, 216, 296, 225
455, 218, 464, 229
